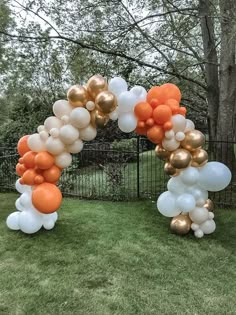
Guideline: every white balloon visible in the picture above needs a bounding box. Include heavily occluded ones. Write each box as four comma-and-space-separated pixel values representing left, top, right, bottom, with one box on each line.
208, 212, 214, 220
15, 198, 24, 211
55, 152, 72, 169
200, 219, 216, 234
6, 212, 20, 230
37, 125, 45, 133
118, 113, 137, 133
66, 139, 84, 153
180, 167, 200, 186
43, 212, 58, 223
86, 101, 95, 111
189, 207, 209, 224
130, 86, 147, 102
39, 130, 49, 141
70, 107, 91, 129
44, 116, 63, 132
167, 177, 186, 195
109, 110, 118, 121
108, 77, 128, 96
118, 91, 137, 113
59, 124, 79, 145
165, 130, 175, 140
171, 114, 186, 132
186, 186, 208, 205
15, 179, 31, 194
43, 220, 55, 230
175, 131, 185, 142
198, 162, 232, 192
194, 229, 204, 238
176, 193, 196, 212
79, 124, 97, 141
61, 115, 70, 124
53, 100, 73, 118
162, 138, 180, 151
28, 133, 46, 152
19, 191, 34, 209
184, 119, 195, 132
157, 191, 180, 217
19, 211, 43, 234
191, 223, 199, 231
46, 137, 65, 155
50, 128, 60, 138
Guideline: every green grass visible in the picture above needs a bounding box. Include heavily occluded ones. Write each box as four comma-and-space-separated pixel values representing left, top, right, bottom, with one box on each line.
0, 193, 236, 315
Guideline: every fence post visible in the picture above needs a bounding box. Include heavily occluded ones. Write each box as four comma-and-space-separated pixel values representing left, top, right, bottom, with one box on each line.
137, 136, 140, 198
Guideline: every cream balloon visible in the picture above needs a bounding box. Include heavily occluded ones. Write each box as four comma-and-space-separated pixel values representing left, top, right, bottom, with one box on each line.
109, 110, 118, 121
50, 128, 60, 138
86, 101, 95, 111
59, 124, 79, 145
44, 116, 63, 132
165, 130, 175, 140
28, 134, 46, 152
175, 131, 185, 141
201, 220, 216, 234
189, 207, 209, 224
162, 137, 180, 151
66, 139, 84, 154
55, 152, 72, 169
53, 100, 73, 118
184, 119, 195, 132
194, 229, 204, 238
46, 137, 65, 155
39, 131, 49, 141
79, 124, 97, 141
61, 115, 70, 124
171, 114, 186, 132
70, 107, 91, 129
37, 125, 45, 133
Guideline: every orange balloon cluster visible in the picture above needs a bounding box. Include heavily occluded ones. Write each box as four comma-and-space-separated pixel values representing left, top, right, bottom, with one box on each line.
134, 83, 186, 144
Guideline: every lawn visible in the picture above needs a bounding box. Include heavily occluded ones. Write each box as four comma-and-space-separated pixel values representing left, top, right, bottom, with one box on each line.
0, 193, 236, 315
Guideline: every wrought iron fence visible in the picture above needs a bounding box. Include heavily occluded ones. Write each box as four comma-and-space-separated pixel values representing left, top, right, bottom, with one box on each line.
0, 138, 235, 207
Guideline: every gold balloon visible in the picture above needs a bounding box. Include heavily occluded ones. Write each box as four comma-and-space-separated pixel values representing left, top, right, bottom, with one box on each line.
181, 130, 205, 151
95, 91, 117, 114
204, 199, 214, 212
169, 149, 192, 169
191, 148, 208, 167
91, 110, 109, 128
87, 75, 108, 99
155, 145, 170, 161
67, 85, 88, 107
164, 162, 180, 177
170, 214, 192, 235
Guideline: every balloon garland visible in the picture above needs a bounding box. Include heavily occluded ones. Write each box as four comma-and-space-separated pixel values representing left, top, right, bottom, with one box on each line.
6, 76, 232, 237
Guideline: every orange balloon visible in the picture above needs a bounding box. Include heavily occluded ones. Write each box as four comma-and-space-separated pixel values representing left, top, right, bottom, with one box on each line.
153, 105, 172, 125
19, 164, 27, 173
19, 157, 24, 164
32, 183, 62, 214
147, 86, 165, 104
17, 135, 30, 156
23, 151, 37, 168
147, 125, 164, 144
150, 99, 159, 109
165, 98, 180, 114
16, 163, 25, 176
146, 118, 155, 127
178, 107, 187, 116
35, 151, 55, 170
22, 169, 37, 185
160, 83, 181, 102
138, 121, 145, 128
43, 165, 61, 183
134, 102, 153, 121
135, 126, 147, 135
163, 121, 173, 131
34, 175, 44, 185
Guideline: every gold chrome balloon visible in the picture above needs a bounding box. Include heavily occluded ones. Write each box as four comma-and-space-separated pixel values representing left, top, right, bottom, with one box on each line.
94, 110, 109, 128
191, 148, 208, 167
170, 215, 192, 235
155, 145, 170, 161
169, 149, 192, 169
164, 162, 180, 176
204, 199, 214, 212
95, 91, 117, 114
181, 130, 205, 151
67, 85, 88, 107
87, 75, 108, 99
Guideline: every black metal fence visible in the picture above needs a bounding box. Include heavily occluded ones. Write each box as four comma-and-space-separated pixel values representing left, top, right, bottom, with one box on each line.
0, 138, 235, 208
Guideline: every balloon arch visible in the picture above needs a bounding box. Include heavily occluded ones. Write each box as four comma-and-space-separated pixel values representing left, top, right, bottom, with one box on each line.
6, 75, 232, 238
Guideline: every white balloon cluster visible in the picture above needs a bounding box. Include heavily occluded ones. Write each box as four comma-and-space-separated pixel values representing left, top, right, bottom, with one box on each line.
6, 179, 58, 234
108, 77, 147, 133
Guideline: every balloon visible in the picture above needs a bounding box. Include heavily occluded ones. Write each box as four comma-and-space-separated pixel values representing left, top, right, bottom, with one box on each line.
191, 223, 199, 231
176, 193, 196, 212
167, 177, 186, 194
37, 125, 45, 133
163, 121, 173, 131
15, 179, 31, 193
198, 162, 232, 191
157, 191, 180, 217
204, 199, 214, 212
43, 165, 61, 183
171, 114, 186, 132
19, 191, 34, 209
22, 169, 37, 186
86, 101, 95, 111
61, 115, 70, 124
146, 118, 155, 127
79, 124, 97, 141
191, 149, 208, 167
200, 220, 216, 234
50, 128, 60, 138
6, 212, 20, 230
184, 119, 195, 132
169, 149, 192, 169
180, 167, 200, 185
59, 124, 79, 145
147, 125, 164, 144
186, 186, 208, 206
160, 83, 181, 102
27, 134, 46, 152
35, 151, 55, 170
208, 212, 214, 220
44, 116, 63, 133
17, 135, 30, 156
19, 211, 43, 234
155, 145, 170, 160
118, 113, 137, 133
134, 102, 153, 120
189, 207, 209, 224
70, 107, 91, 129
95, 91, 117, 114
175, 131, 185, 141
32, 183, 62, 214
165, 130, 175, 139
162, 137, 180, 151
16, 163, 26, 176
66, 139, 83, 154
130, 86, 147, 102
87, 75, 108, 99
118, 91, 137, 113
43, 212, 58, 224
164, 162, 180, 177
147, 86, 165, 105
194, 229, 204, 238
67, 85, 88, 107
43, 220, 55, 230
170, 214, 192, 235
55, 152, 72, 169
91, 110, 109, 128
109, 110, 118, 121
45, 137, 65, 155
165, 99, 179, 114
108, 77, 128, 96
15, 198, 24, 211
53, 100, 73, 118
153, 105, 172, 125
39, 131, 49, 141
181, 130, 205, 151
179, 107, 187, 116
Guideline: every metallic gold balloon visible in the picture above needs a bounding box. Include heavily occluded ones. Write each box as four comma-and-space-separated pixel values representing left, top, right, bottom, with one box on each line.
170, 214, 192, 235
181, 130, 205, 151
95, 91, 117, 114
164, 162, 180, 177
87, 75, 108, 99
169, 149, 192, 169
92, 110, 109, 128
67, 85, 88, 107
204, 199, 214, 212
155, 145, 170, 161
191, 148, 208, 167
